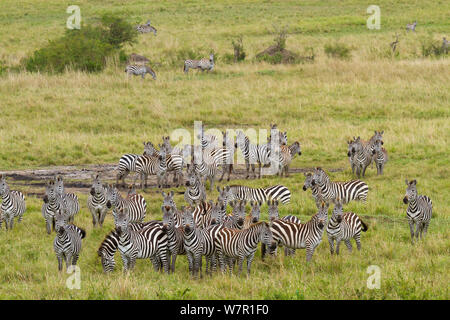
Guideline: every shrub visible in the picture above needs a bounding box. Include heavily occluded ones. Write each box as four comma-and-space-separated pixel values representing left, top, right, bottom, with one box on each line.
272, 25, 288, 51
23, 14, 136, 73
420, 36, 448, 58
324, 42, 352, 59
231, 35, 246, 62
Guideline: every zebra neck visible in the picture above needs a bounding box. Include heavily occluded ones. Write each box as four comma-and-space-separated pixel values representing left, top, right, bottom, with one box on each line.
1, 191, 11, 202
408, 198, 418, 211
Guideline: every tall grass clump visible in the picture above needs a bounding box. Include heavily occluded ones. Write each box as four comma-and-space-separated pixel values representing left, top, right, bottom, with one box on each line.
223, 35, 246, 63
420, 35, 448, 58
324, 42, 352, 59
24, 14, 136, 73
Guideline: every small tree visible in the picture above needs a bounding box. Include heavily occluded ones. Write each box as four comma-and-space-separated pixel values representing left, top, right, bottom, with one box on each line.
231, 35, 246, 62
272, 25, 288, 51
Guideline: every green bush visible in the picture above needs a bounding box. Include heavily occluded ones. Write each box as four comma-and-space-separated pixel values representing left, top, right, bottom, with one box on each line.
420, 36, 448, 57
231, 36, 246, 62
256, 52, 283, 64
23, 14, 136, 73
0, 60, 6, 76
324, 42, 352, 59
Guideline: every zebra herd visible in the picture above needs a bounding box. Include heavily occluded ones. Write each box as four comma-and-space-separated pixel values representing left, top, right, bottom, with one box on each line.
0, 126, 433, 276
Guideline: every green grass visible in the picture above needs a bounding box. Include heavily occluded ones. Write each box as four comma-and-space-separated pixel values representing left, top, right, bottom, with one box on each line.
0, 0, 449, 299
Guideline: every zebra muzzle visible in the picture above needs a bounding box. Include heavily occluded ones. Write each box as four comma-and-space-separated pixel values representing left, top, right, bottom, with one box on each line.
90, 188, 95, 196
347, 152, 351, 157
302, 186, 307, 191
43, 195, 49, 203
337, 216, 342, 223
116, 226, 122, 235
403, 197, 408, 204
106, 201, 112, 209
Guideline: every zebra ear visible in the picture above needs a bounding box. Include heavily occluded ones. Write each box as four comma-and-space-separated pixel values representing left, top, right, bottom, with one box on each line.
411, 179, 417, 185
161, 191, 166, 197
217, 186, 221, 193
250, 200, 254, 206
405, 179, 409, 185
258, 200, 263, 207
225, 186, 230, 192
169, 191, 174, 197
380, 130, 384, 135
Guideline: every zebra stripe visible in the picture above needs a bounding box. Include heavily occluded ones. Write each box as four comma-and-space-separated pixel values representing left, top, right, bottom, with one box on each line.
184, 166, 206, 207
406, 21, 417, 32
302, 172, 324, 209
0, 175, 26, 230
184, 54, 214, 73
87, 174, 108, 227
136, 20, 157, 35
105, 185, 146, 223
373, 139, 388, 175
224, 184, 291, 205
312, 167, 368, 205
243, 200, 262, 229
327, 200, 368, 255
42, 180, 68, 234
116, 153, 140, 186
54, 175, 79, 222
403, 179, 432, 244
162, 205, 186, 273
223, 200, 246, 229
125, 65, 156, 79
134, 147, 168, 189
277, 141, 301, 176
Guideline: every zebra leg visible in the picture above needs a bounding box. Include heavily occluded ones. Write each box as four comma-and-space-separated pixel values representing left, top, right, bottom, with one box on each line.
355, 233, 362, 251
99, 209, 108, 227
250, 164, 256, 179
237, 256, 244, 276
345, 239, 353, 252
422, 222, 430, 239
72, 254, 79, 266
65, 254, 72, 272
245, 160, 250, 179
335, 240, 341, 255
161, 250, 169, 274
408, 221, 415, 244
258, 163, 262, 179
305, 244, 315, 262
219, 165, 226, 182
328, 237, 335, 255
57, 253, 63, 271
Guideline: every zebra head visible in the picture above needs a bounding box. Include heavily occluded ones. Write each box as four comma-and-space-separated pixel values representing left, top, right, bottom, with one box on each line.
290, 141, 301, 156
373, 131, 384, 145
211, 201, 226, 225
162, 190, 176, 210
403, 179, 417, 204
0, 174, 8, 196
54, 175, 65, 195
161, 205, 174, 232
332, 199, 343, 223
347, 137, 357, 157
97, 232, 116, 273
311, 167, 327, 187
230, 200, 246, 227
317, 202, 328, 229
105, 184, 119, 209
373, 138, 383, 155
185, 166, 200, 187
250, 200, 262, 223
143, 141, 158, 156
90, 173, 104, 196
303, 172, 313, 191
217, 186, 231, 207
115, 208, 130, 235
258, 221, 276, 251
209, 53, 214, 63
162, 136, 173, 153
43, 180, 57, 203
54, 208, 69, 235
181, 206, 195, 233
267, 199, 279, 221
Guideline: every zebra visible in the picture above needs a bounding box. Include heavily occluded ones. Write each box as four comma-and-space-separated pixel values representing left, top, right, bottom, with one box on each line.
403, 179, 432, 244
210, 201, 227, 226
97, 220, 162, 273
215, 221, 276, 275
162, 205, 186, 273
53, 209, 86, 271
302, 172, 324, 209
145, 140, 184, 187
54, 175, 79, 223
0, 174, 26, 230
223, 184, 291, 205
181, 206, 218, 278
218, 130, 236, 182
311, 167, 369, 206
161, 191, 183, 227
87, 174, 108, 227
42, 180, 68, 234
115, 208, 169, 273
105, 184, 146, 223
327, 199, 368, 255
277, 141, 301, 177
266, 202, 328, 262
406, 21, 417, 32
125, 65, 156, 80
184, 165, 207, 207
352, 136, 377, 178
347, 137, 358, 174
267, 200, 280, 222
136, 20, 157, 35
134, 145, 168, 189
236, 130, 271, 179
243, 200, 262, 229
223, 200, 246, 229
372, 138, 388, 175
116, 153, 140, 187
183, 54, 214, 73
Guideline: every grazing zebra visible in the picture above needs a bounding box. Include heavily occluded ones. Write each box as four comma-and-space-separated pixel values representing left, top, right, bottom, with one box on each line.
53, 209, 86, 271
97, 220, 162, 273
116, 153, 140, 187
134, 146, 168, 189
115, 208, 169, 273
302, 172, 324, 209
244, 200, 262, 229
136, 20, 157, 35
183, 54, 214, 73
277, 141, 301, 176
373, 139, 388, 175
0, 175, 26, 230
125, 65, 156, 80
266, 203, 328, 262
128, 53, 150, 65
87, 174, 108, 227
42, 180, 68, 234
54, 175, 79, 223
327, 200, 368, 255
145, 140, 184, 187
184, 165, 207, 207
406, 21, 417, 32
403, 179, 432, 244
181, 206, 217, 278
311, 167, 369, 205
105, 185, 146, 223
216, 221, 275, 275
162, 205, 186, 273
223, 200, 247, 229
223, 184, 291, 205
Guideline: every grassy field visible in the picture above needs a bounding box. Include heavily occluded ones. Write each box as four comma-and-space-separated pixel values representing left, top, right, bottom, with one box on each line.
0, 0, 449, 299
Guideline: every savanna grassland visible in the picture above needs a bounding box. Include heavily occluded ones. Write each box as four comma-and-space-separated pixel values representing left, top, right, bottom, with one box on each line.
0, 0, 449, 299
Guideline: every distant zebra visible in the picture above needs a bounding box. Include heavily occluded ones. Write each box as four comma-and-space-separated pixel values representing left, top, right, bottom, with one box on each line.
42, 180, 67, 234
184, 54, 214, 73
277, 141, 301, 176
125, 65, 156, 80
406, 21, 417, 32
373, 138, 388, 175
403, 179, 432, 244
327, 200, 368, 255
97, 220, 162, 273
216, 221, 275, 275
311, 167, 369, 205
236, 130, 271, 179
105, 185, 146, 223
53, 209, 86, 271
266, 203, 328, 262
136, 20, 157, 35
302, 172, 323, 209
184, 165, 207, 207
115, 208, 169, 273
181, 207, 217, 278
134, 146, 168, 189
223, 184, 291, 204
219, 130, 236, 182
144, 141, 184, 187
243, 200, 262, 229
116, 153, 140, 187
0, 174, 26, 230
54, 175, 79, 222
87, 174, 108, 227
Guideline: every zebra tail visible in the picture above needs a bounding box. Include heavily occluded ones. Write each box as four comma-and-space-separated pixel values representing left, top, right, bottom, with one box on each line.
361, 220, 368, 232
